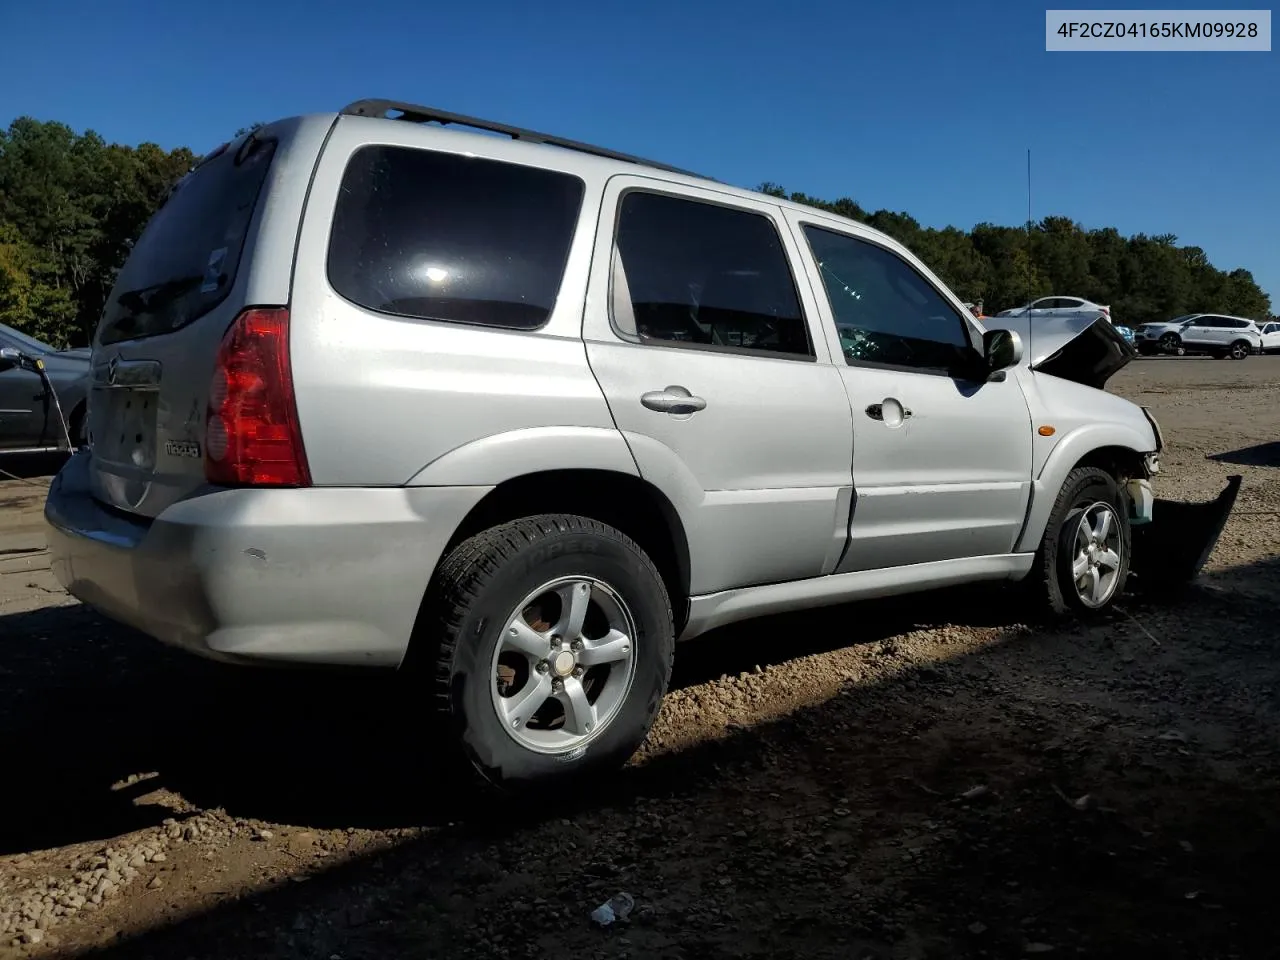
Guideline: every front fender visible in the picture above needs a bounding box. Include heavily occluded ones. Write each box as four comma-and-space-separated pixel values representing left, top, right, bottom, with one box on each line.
406, 426, 638, 486
1015, 422, 1156, 553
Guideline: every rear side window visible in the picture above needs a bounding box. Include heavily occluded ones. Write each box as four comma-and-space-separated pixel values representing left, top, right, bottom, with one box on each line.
327, 146, 585, 330
612, 191, 813, 359
99, 137, 276, 346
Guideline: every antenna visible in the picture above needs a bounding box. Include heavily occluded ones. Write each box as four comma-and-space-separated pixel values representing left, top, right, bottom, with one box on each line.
1026, 147, 1033, 298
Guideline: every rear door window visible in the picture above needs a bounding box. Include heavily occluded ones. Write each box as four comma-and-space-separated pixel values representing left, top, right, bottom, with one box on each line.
98, 137, 277, 346
610, 191, 813, 359
327, 146, 585, 330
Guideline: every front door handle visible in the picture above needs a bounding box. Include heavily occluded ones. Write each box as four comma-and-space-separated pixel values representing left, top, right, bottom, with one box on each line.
641, 386, 706, 414
865, 400, 912, 423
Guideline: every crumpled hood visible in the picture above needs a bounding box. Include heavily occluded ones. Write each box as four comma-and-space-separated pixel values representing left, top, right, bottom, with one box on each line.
983, 314, 1136, 389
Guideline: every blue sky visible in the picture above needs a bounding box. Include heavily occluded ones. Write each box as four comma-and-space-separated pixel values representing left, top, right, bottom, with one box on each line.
5, 0, 1278, 304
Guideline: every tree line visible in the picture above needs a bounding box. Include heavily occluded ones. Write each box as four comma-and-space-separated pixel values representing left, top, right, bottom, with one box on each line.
759, 183, 1272, 324
0, 117, 1271, 349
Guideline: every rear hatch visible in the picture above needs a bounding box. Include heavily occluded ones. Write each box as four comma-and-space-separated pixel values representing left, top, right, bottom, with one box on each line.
88, 134, 279, 519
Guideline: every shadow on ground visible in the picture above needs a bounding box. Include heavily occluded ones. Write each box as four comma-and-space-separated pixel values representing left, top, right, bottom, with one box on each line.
1209, 441, 1280, 468
3, 558, 1278, 959
0, 452, 67, 483
0, 584, 1023, 851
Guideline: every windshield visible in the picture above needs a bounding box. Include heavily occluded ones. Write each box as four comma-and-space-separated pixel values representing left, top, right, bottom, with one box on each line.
0, 323, 57, 355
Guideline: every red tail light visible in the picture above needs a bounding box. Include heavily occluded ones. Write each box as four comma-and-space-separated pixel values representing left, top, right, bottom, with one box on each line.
205, 308, 311, 487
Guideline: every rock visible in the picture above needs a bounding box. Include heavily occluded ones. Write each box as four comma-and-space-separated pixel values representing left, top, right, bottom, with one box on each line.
255, 829, 275, 841
22, 929, 43, 945
148, 876, 163, 890
129, 854, 147, 869
151, 852, 167, 862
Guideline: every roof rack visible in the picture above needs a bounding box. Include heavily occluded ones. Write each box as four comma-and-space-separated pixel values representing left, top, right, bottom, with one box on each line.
340, 99, 710, 180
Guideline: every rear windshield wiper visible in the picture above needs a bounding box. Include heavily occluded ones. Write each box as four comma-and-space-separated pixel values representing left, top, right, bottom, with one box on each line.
115, 274, 205, 315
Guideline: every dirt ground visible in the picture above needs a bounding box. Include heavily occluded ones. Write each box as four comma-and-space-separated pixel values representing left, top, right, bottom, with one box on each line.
1, 356, 1278, 960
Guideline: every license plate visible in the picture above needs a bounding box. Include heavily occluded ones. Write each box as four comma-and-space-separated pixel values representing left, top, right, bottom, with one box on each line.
94, 387, 159, 471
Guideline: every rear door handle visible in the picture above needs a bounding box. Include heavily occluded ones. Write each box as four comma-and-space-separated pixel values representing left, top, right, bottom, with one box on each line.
641, 386, 706, 414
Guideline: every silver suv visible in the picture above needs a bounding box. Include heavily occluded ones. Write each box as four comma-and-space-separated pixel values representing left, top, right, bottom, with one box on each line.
45, 101, 1237, 789
1136, 313, 1262, 358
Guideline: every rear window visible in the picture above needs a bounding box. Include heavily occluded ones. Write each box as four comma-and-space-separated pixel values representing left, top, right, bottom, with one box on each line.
98, 137, 277, 346
326, 145, 585, 330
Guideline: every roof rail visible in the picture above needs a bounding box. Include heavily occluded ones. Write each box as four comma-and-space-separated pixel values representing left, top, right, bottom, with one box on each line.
339, 99, 710, 180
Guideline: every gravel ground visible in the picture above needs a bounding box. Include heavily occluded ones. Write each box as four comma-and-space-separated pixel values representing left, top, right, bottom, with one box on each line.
1, 356, 1277, 960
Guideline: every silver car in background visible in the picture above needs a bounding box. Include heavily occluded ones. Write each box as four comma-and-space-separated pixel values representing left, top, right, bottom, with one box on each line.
43, 100, 1239, 792
996, 296, 1113, 324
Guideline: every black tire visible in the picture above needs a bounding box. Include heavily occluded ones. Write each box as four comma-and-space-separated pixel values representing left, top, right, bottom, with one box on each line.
1158, 333, 1182, 356
1228, 340, 1251, 360
424, 514, 674, 791
1031, 467, 1132, 617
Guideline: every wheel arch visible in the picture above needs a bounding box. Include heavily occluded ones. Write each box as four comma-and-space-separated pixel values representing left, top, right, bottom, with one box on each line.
1016, 426, 1154, 553
420, 468, 692, 640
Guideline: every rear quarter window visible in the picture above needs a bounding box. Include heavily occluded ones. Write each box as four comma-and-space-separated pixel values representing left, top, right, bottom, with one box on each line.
326, 145, 585, 330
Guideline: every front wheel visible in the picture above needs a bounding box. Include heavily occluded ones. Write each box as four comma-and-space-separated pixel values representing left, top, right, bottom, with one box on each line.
1158, 333, 1184, 356
424, 515, 674, 790
1031, 467, 1131, 616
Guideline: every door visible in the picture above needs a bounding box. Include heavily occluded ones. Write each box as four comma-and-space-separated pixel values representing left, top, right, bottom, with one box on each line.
582, 179, 855, 595
1262, 323, 1280, 351
0, 333, 49, 449
1181, 316, 1219, 348
784, 212, 1034, 572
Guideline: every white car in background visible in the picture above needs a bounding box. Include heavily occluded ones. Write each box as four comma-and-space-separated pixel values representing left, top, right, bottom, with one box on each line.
1260, 320, 1280, 354
996, 296, 1112, 323
1136, 314, 1262, 359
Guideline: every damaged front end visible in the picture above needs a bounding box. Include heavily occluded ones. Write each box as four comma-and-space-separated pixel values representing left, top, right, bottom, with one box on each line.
1129, 475, 1242, 588
984, 313, 1242, 587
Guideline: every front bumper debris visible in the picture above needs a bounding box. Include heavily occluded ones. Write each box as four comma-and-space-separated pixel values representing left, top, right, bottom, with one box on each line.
1129, 475, 1242, 588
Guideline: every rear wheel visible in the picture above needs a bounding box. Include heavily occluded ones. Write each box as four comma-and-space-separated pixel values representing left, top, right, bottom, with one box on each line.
1228, 340, 1251, 360
1031, 467, 1131, 616
424, 514, 674, 790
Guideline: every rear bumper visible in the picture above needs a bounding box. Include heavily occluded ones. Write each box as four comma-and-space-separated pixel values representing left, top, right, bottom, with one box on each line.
44, 451, 491, 666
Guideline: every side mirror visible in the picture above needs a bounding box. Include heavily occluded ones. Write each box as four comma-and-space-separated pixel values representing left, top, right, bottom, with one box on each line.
983, 328, 1023, 374
0, 346, 20, 371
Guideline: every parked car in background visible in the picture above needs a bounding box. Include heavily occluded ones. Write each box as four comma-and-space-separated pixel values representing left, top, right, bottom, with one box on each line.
43, 100, 1237, 792
1136, 314, 1261, 359
0, 322, 89, 452
996, 296, 1112, 323
1116, 324, 1137, 347
1260, 320, 1280, 354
